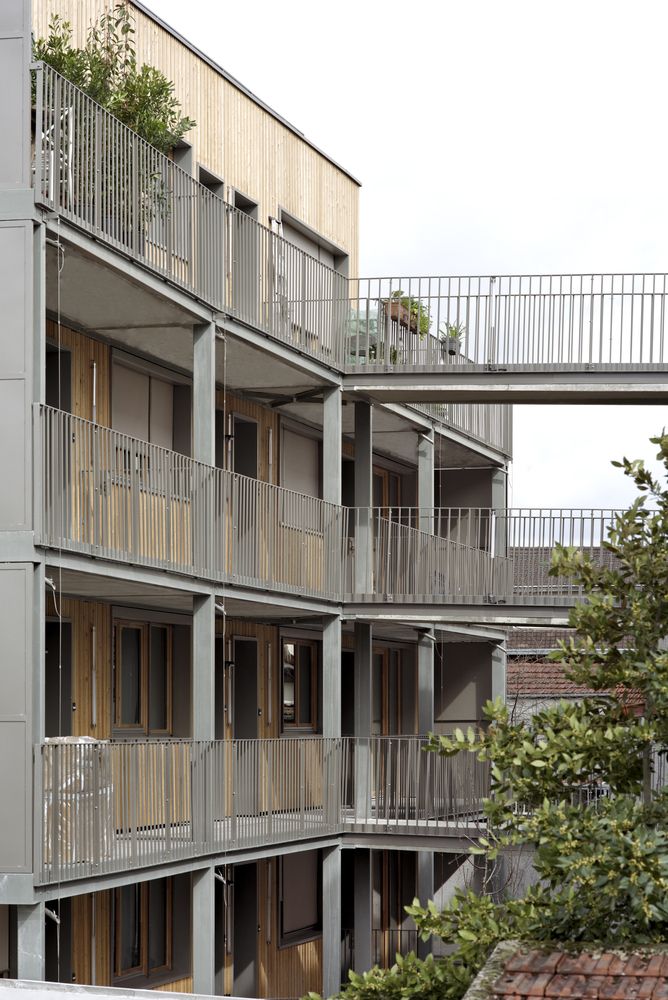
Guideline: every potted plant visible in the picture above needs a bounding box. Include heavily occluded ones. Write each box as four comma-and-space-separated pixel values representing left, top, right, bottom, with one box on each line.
386, 290, 431, 337
439, 321, 465, 357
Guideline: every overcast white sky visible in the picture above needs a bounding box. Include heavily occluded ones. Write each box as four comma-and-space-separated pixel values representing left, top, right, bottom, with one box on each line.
147, 0, 667, 508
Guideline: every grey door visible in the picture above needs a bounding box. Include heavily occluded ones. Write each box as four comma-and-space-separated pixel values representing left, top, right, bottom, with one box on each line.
45, 620, 72, 738
234, 638, 259, 816
233, 862, 258, 997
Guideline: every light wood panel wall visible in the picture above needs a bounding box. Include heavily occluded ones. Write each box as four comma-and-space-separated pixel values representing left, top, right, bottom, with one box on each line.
216, 617, 279, 739
46, 595, 113, 737
257, 858, 322, 999
46, 319, 111, 425
71, 891, 112, 985
32, 1, 360, 275
216, 388, 280, 485
71, 891, 191, 992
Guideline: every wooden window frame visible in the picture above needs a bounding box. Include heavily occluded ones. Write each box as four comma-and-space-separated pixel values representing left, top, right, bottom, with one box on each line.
114, 621, 173, 735
278, 850, 322, 948
281, 638, 318, 732
114, 879, 173, 984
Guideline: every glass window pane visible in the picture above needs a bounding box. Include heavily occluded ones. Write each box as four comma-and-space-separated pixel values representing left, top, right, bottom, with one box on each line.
120, 628, 142, 727
282, 642, 295, 724
149, 627, 168, 732
148, 879, 168, 971
298, 645, 313, 726
282, 851, 319, 936
119, 884, 142, 972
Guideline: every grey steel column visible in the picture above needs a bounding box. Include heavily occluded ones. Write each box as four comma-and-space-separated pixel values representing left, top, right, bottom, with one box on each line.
322, 845, 342, 996
417, 630, 434, 736
192, 866, 216, 995
353, 849, 373, 973
417, 628, 435, 952
354, 402, 373, 594
323, 615, 342, 739
354, 621, 372, 821
323, 387, 342, 505
416, 852, 434, 959
323, 388, 342, 593
491, 643, 506, 705
193, 595, 215, 739
17, 902, 45, 981
193, 321, 216, 465
491, 468, 507, 556
417, 431, 434, 534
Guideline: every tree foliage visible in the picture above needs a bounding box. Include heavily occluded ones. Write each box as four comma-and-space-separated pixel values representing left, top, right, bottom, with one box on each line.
33, 4, 195, 153
314, 433, 668, 1000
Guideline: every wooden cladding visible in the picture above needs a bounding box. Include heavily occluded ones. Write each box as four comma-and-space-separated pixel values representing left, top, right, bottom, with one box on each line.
46, 319, 111, 425
31, 1, 359, 276
257, 858, 323, 999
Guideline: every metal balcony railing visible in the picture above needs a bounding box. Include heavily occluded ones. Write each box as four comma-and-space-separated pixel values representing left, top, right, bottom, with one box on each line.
39, 407, 629, 607
39, 405, 346, 600
412, 401, 513, 458
346, 275, 668, 370
36, 736, 489, 884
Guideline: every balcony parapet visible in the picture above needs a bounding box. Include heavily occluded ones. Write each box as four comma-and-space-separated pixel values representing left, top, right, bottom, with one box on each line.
38, 406, 628, 608
36, 736, 489, 886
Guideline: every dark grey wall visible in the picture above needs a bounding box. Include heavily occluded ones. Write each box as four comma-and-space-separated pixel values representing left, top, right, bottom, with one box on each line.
434, 642, 493, 732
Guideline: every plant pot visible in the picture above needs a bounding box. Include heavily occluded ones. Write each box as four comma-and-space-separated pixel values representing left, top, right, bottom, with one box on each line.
386, 299, 416, 333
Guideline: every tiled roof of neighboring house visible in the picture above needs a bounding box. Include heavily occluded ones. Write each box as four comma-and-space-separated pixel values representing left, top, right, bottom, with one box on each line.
507, 628, 574, 653
509, 545, 617, 593
507, 661, 597, 698
463, 941, 668, 1000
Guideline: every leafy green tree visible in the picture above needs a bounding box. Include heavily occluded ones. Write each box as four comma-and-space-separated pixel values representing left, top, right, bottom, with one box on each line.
33, 4, 195, 152
313, 433, 668, 1000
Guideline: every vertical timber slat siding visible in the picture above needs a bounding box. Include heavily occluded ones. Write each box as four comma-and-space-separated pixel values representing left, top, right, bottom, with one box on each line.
31, 1, 359, 277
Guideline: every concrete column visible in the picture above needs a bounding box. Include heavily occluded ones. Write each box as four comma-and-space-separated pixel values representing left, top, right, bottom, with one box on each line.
417, 630, 434, 736
491, 643, 506, 705
193, 322, 216, 466
416, 852, 434, 959
354, 622, 373, 820
354, 402, 373, 594
0, 0, 32, 189
491, 467, 507, 558
353, 850, 373, 973
192, 866, 216, 995
193, 594, 215, 740
323, 388, 342, 505
417, 431, 434, 533
322, 846, 342, 996
323, 615, 342, 739
17, 902, 45, 981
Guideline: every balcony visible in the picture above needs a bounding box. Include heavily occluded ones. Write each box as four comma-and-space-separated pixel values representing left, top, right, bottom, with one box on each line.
39, 406, 625, 612
36, 736, 488, 885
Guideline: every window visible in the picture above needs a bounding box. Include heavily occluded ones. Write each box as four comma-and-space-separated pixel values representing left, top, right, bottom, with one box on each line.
281, 428, 321, 498
113, 876, 191, 988
282, 639, 317, 730
114, 622, 172, 735
279, 850, 321, 946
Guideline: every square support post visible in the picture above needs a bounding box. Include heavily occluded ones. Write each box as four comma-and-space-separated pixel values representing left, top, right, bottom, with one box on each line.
193, 322, 216, 466
417, 629, 434, 736
354, 622, 372, 822
17, 902, 45, 981
323, 387, 342, 505
193, 594, 215, 740
416, 852, 434, 959
322, 846, 342, 996
354, 402, 373, 595
323, 615, 342, 739
417, 431, 434, 534
193, 866, 216, 995
353, 849, 372, 973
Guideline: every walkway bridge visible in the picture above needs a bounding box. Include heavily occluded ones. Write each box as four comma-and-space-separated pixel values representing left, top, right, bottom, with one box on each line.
33, 65, 668, 403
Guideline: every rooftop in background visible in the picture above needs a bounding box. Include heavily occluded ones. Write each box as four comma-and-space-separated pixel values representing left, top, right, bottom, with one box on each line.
464, 940, 668, 1000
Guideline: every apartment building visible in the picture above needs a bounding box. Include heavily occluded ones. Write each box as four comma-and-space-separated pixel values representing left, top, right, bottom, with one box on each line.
1, 0, 666, 997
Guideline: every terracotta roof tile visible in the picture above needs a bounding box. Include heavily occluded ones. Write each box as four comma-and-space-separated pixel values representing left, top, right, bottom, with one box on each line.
485, 946, 668, 1000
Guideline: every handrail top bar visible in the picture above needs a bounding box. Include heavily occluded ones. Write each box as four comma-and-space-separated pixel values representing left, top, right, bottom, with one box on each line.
352, 272, 668, 282
33, 64, 344, 280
